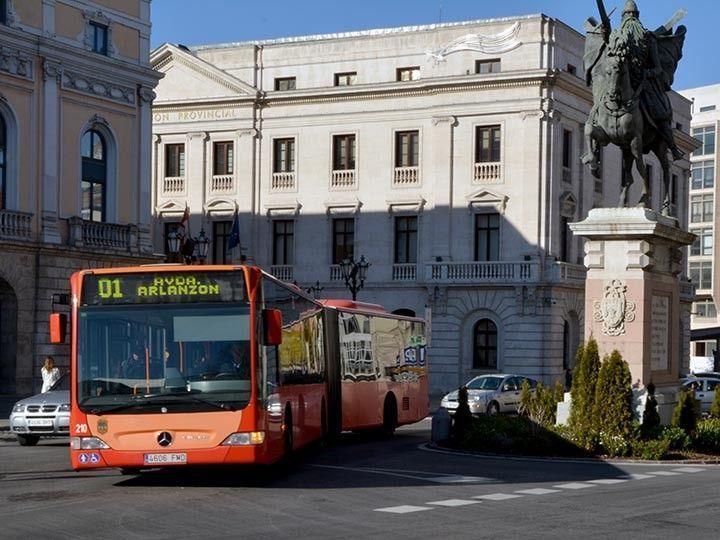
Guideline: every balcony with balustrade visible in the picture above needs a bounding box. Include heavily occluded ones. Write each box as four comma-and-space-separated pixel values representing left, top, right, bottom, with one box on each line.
473, 162, 502, 184
211, 174, 234, 194
0, 210, 33, 242
162, 176, 185, 195
271, 172, 296, 192
426, 261, 537, 284
393, 166, 419, 187
331, 169, 356, 189
68, 216, 141, 253
392, 263, 417, 281
270, 265, 294, 282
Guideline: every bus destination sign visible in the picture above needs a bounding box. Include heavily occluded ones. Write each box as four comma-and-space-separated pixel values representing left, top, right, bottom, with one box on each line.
81, 272, 246, 305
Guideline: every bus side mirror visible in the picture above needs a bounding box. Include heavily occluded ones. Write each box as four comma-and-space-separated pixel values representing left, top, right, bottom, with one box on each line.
49, 313, 67, 343
263, 309, 283, 346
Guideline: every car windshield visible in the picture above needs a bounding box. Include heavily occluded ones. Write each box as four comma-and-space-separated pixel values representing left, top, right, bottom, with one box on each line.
77, 303, 252, 414
466, 376, 504, 390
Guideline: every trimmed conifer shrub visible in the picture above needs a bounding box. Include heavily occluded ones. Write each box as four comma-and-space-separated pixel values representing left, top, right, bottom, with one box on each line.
594, 350, 634, 456
671, 388, 700, 434
641, 381, 661, 439
518, 379, 563, 429
711, 383, 720, 419
568, 337, 601, 450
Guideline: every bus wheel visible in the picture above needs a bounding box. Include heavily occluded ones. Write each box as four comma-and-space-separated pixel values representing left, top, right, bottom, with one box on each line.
17, 434, 40, 446
380, 395, 398, 437
283, 407, 293, 455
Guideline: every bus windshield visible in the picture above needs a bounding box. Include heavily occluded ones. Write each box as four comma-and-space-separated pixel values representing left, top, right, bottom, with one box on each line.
77, 303, 252, 414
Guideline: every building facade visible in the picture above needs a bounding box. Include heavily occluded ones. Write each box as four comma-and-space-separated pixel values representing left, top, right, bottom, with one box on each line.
679, 84, 720, 370
0, 0, 161, 394
151, 15, 694, 397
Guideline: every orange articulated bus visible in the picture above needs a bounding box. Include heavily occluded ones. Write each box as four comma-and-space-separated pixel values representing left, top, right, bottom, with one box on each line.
51, 264, 428, 471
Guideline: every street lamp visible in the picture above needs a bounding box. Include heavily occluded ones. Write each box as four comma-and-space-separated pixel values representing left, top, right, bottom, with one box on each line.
166, 228, 210, 265
166, 230, 181, 263
194, 229, 210, 264
339, 255, 369, 301
306, 280, 324, 299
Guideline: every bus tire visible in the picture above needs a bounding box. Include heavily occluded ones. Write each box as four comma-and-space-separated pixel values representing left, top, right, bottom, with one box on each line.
17, 434, 40, 446
380, 394, 398, 437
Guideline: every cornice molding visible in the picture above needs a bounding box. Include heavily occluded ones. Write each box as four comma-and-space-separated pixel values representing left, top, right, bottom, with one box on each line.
0, 45, 33, 81
261, 75, 546, 108
61, 69, 135, 105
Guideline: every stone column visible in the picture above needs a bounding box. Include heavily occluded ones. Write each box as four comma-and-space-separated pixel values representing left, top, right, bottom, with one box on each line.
570, 208, 695, 421
41, 60, 62, 244
137, 87, 156, 254
429, 115, 456, 262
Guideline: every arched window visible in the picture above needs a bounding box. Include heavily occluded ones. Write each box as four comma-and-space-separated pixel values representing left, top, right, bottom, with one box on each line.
0, 115, 6, 209
473, 318, 497, 369
81, 129, 106, 222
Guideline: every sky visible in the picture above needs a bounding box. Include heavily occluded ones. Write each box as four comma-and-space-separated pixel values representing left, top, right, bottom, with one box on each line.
151, 0, 715, 91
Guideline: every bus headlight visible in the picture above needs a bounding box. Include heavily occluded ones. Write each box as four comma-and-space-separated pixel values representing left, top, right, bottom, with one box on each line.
71, 436, 110, 450
221, 432, 265, 446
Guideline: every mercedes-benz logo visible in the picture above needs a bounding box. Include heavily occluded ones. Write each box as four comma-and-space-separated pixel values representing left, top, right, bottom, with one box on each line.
157, 431, 173, 447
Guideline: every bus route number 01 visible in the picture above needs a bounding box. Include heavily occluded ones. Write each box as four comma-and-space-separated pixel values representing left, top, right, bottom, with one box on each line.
97, 278, 124, 299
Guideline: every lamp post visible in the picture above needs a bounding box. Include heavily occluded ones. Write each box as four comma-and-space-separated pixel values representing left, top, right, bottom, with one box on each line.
194, 229, 210, 265
306, 280, 324, 299
166, 228, 210, 265
166, 230, 181, 263
339, 255, 369, 301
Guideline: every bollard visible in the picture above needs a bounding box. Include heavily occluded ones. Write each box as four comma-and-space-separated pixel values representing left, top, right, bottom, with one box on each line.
431, 406, 451, 443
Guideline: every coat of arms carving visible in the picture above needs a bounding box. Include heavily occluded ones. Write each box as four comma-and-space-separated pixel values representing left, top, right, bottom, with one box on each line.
592, 279, 636, 336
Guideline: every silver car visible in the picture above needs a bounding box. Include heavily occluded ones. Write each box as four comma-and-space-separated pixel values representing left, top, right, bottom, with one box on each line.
440, 374, 538, 415
682, 376, 720, 414
9, 372, 70, 446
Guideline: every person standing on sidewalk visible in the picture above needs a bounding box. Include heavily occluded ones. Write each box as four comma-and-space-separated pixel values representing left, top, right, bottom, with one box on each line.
41, 356, 61, 393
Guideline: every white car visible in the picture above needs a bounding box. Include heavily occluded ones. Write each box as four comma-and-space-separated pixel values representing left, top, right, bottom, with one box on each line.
9, 372, 70, 446
440, 374, 538, 415
682, 376, 720, 413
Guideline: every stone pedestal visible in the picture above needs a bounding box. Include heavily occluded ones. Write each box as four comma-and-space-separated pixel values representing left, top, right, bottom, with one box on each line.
570, 208, 695, 421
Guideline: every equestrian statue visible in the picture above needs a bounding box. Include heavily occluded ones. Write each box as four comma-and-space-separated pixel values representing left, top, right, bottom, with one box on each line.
581, 0, 686, 215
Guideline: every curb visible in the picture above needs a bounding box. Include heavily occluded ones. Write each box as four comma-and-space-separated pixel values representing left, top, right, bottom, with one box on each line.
423, 442, 720, 466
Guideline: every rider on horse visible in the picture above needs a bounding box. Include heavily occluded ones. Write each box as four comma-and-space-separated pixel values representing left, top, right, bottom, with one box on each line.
582, 0, 686, 175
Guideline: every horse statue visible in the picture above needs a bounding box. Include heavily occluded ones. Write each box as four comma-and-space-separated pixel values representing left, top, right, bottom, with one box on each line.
581, 0, 686, 216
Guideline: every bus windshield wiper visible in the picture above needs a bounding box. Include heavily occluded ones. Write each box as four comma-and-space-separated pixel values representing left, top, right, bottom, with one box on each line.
141, 391, 236, 411
87, 391, 235, 415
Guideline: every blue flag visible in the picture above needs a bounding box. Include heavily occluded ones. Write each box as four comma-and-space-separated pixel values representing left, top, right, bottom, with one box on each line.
227, 209, 240, 251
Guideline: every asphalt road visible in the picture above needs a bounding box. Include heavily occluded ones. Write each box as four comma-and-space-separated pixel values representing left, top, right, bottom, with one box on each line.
1, 419, 719, 539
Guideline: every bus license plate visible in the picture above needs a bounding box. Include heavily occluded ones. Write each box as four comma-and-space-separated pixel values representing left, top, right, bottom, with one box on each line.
27, 418, 53, 427
143, 453, 187, 465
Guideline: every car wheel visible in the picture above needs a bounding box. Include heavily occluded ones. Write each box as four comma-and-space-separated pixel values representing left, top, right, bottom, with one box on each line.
17, 434, 40, 446
486, 401, 500, 416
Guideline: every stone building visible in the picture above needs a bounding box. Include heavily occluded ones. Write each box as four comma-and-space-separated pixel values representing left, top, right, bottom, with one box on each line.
0, 0, 161, 394
679, 84, 720, 370
150, 14, 695, 398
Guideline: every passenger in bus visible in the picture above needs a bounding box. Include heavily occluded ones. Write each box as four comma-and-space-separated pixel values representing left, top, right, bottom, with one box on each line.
121, 349, 145, 379
190, 355, 211, 377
